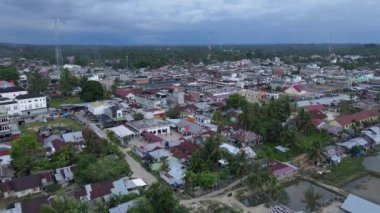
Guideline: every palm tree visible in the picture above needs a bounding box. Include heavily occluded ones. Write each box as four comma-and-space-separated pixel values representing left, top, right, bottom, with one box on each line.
184, 170, 196, 191
301, 185, 323, 212
188, 151, 203, 173
233, 152, 248, 183
160, 156, 169, 172
266, 176, 283, 205
245, 164, 270, 193
307, 140, 327, 166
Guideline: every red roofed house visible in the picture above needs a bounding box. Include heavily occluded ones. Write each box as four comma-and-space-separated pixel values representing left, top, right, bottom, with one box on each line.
284, 85, 306, 95
178, 140, 199, 156
306, 104, 327, 112
114, 88, 142, 101
330, 109, 379, 129
271, 161, 298, 180
0, 172, 54, 198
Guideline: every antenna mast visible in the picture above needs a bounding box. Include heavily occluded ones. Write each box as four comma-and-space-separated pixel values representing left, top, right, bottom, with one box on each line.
54, 20, 63, 75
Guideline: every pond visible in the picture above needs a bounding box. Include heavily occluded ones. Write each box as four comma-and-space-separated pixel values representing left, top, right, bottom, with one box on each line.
363, 155, 380, 173
344, 175, 380, 204
282, 180, 339, 212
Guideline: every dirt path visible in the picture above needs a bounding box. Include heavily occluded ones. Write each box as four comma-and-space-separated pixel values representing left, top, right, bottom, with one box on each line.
180, 177, 270, 213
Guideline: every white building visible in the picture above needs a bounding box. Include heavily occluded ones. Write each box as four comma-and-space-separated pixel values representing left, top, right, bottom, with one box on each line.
0, 87, 27, 100
239, 89, 279, 103
127, 119, 171, 135
88, 101, 111, 116
16, 94, 47, 115
195, 114, 211, 125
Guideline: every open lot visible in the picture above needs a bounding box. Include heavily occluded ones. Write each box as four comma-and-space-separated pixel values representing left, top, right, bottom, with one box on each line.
20, 118, 83, 139
320, 157, 367, 187
48, 97, 84, 108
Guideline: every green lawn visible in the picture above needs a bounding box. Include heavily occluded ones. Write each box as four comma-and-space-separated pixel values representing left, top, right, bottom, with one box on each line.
20, 118, 83, 139
321, 157, 368, 187
48, 97, 84, 108
296, 132, 330, 150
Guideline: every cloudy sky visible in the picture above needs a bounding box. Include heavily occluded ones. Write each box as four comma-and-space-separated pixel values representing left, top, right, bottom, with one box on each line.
1, 0, 379, 45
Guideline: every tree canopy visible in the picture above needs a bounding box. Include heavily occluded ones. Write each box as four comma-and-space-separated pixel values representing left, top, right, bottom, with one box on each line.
10, 135, 49, 176
80, 80, 104, 102
0, 65, 19, 81
226, 94, 247, 109
74, 155, 131, 184
60, 69, 80, 96
28, 70, 49, 94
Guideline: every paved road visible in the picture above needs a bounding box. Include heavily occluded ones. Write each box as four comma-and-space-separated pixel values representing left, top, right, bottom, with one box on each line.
121, 148, 158, 185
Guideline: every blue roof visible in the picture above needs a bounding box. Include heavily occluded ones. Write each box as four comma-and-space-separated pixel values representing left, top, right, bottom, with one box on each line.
341, 194, 380, 213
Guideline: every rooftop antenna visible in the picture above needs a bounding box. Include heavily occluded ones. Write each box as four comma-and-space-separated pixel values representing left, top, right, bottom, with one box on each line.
54, 20, 63, 75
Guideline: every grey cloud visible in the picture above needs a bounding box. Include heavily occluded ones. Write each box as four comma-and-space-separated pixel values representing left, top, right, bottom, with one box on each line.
0, 0, 379, 44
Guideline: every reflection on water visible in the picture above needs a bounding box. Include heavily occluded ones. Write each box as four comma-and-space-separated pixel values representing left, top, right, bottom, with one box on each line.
344, 175, 380, 205
282, 181, 339, 212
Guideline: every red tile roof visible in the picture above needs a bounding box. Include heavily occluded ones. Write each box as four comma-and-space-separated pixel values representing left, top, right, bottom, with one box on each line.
0, 149, 10, 156
335, 109, 379, 126
306, 104, 326, 112
21, 196, 49, 213
179, 141, 199, 155
89, 180, 113, 200
141, 130, 164, 143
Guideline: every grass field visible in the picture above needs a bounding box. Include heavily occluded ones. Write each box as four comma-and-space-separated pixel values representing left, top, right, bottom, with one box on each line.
296, 132, 330, 150
321, 157, 368, 187
20, 118, 83, 139
48, 97, 84, 108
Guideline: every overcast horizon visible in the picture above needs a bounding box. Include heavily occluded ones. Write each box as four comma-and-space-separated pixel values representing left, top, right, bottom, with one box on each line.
1, 0, 380, 45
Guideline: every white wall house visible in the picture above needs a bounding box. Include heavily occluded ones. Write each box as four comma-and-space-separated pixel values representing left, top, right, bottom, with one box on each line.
16, 94, 47, 115
0, 87, 28, 100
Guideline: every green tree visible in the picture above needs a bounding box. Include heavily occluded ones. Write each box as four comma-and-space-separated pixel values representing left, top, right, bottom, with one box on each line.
301, 185, 323, 212
245, 164, 270, 193
128, 197, 154, 213
107, 131, 121, 146
188, 151, 204, 173
307, 140, 327, 165
230, 152, 248, 183
226, 94, 247, 109
10, 135, 49, 176
40, 195, 89, 213
144, 183, 185, 213
133, 113, 144, 121
28, 70, 49, 94
196, 171, 217, 190
184, 170, 196, 191
80, 80, 104, 102
0, 65, 19, 81
160, 156, 169, 171
266, 176, 283, 205
60, 69, 79, 96
52, 144, 76, 168
166, 108, 180, 119
75, 156, 131, 184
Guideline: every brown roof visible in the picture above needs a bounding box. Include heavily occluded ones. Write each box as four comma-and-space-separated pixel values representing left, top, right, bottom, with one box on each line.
89, 180, 113, 200
141, 130, 164, 143
170, 148, 188, 160
21, 196, 49, 213
335, 109, 379, 126
179, 141, 199, 155
11, 174, 42, 192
